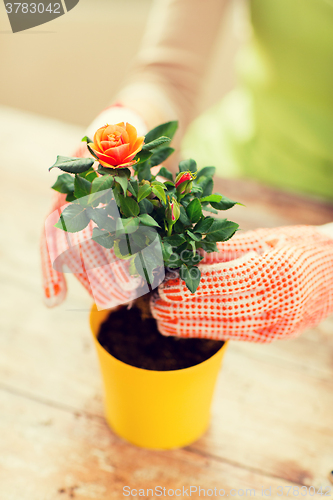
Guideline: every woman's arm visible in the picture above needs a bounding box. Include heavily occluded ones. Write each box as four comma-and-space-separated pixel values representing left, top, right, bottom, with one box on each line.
115, 0, 229, 141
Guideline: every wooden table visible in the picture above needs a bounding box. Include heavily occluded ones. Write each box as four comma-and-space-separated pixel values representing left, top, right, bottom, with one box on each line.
1, 106, 333, 499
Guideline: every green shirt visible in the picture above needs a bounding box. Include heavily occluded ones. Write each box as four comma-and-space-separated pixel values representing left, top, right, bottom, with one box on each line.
182, 0, 333, 200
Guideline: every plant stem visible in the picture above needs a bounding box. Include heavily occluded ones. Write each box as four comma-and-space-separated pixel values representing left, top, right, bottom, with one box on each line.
138, 247, 152, 292
167, 222, 173, 237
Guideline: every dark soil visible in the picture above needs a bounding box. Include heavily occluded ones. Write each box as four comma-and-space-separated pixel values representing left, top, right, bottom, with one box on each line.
98, 305, 224, 371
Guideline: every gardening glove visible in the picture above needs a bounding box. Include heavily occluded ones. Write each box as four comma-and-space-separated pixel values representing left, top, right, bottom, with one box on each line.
41, 105, 148, 308
151, 224, 333, 343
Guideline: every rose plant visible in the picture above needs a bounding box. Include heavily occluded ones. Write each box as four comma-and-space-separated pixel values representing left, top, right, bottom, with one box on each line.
46, 119, 243, 449
49, 120, 240, 294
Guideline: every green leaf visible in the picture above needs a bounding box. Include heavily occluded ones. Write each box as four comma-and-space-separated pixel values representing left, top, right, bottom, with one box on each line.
198, 176, 213, 197
198, 240, 218, 253
178, 159, 197, 173
133, 253, 157, 284
133, 254, 148, 281
180, 264, 201, 294
54, 204, 89, 233
151, 180, 167, 190
81, 135, 93, 143
149, 147, 174, 167
137, 184, 152, 202
202, 205, 218, 215
206, 219, 239, 242
129, 256, 139, 276
145, 238, 164, 266
137, 161, 152, 182
191, 184, 203, 197
200, 194, 223, 203
51, 174, 74, 194
211, 194, 240, 211
87, 145, 99, 161
179, 205, 191, 226
74, 175, 91, 199
179, 249, 203, 267
120, 195, 140, 217
151, 199, 162, 208
142, 136, 171, 152
138, 214, 160, 227
66, 193, 76, 202
139, 198, 154, 214
144, 121, 178, 144
186, 198, 202, 223
163, 234, 186, 247
91, 227, 115, 249
167, 254, 182, 269
157, 166, 174, 181
177, 240, 189, 254
127, 180, 139, 197
134, 150, 152, 165
117, 217, 140, 235
189, 240, 197, 256
165, 182, 176, 193
97, 166, 131, 177
173, 219, 184, 234
113, 187, 122, 207
187, 230, 202, 242
87, 207, 117, 232
97, 166, 116, 175
49, 155, 94, 174
97, 165, 112, 176
131, 227, 156, 249
152, 185, 166, 204
88, 187, 113, 207
193, 216, 215, 234
114, 175, 128, 196
135, 229, 161, 255
115, 237, 132, 258
116, 168, 131, 179
161, 241, 174, 261
180, 198, 190, 208
126, 183, 136, 197
133, 237, 163, 285
91, 175, 113, 193
79, 167, 98, 182
196, 166, 216, 179
105, 199, 120, 219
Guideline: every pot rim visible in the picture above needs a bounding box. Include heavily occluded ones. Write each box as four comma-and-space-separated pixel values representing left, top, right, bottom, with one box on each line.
90, 304, 228, 375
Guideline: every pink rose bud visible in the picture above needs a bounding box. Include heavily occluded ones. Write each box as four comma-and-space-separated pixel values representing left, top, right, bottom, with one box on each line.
165, 196, 180, 224
175, 171, 195, 195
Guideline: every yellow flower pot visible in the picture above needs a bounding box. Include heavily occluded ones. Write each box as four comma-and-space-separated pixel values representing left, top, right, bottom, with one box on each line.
90, 304, 228, 450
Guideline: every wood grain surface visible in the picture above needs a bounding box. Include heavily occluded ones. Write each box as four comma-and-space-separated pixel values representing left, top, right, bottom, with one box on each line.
0, 106, 333, 499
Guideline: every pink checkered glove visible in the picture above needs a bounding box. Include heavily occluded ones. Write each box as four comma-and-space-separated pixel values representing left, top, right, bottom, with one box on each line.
41, 105, 147, 309
41, 191, 146, 309
150, 224, 333, 343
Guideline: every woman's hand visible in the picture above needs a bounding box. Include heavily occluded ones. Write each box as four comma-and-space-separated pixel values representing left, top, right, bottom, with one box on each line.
41, 105, 147, 308
41, 191, 144, 309
150, 225, 333, 342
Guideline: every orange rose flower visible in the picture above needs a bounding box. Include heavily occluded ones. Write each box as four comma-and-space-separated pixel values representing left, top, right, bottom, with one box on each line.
88, 122, 144, 169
